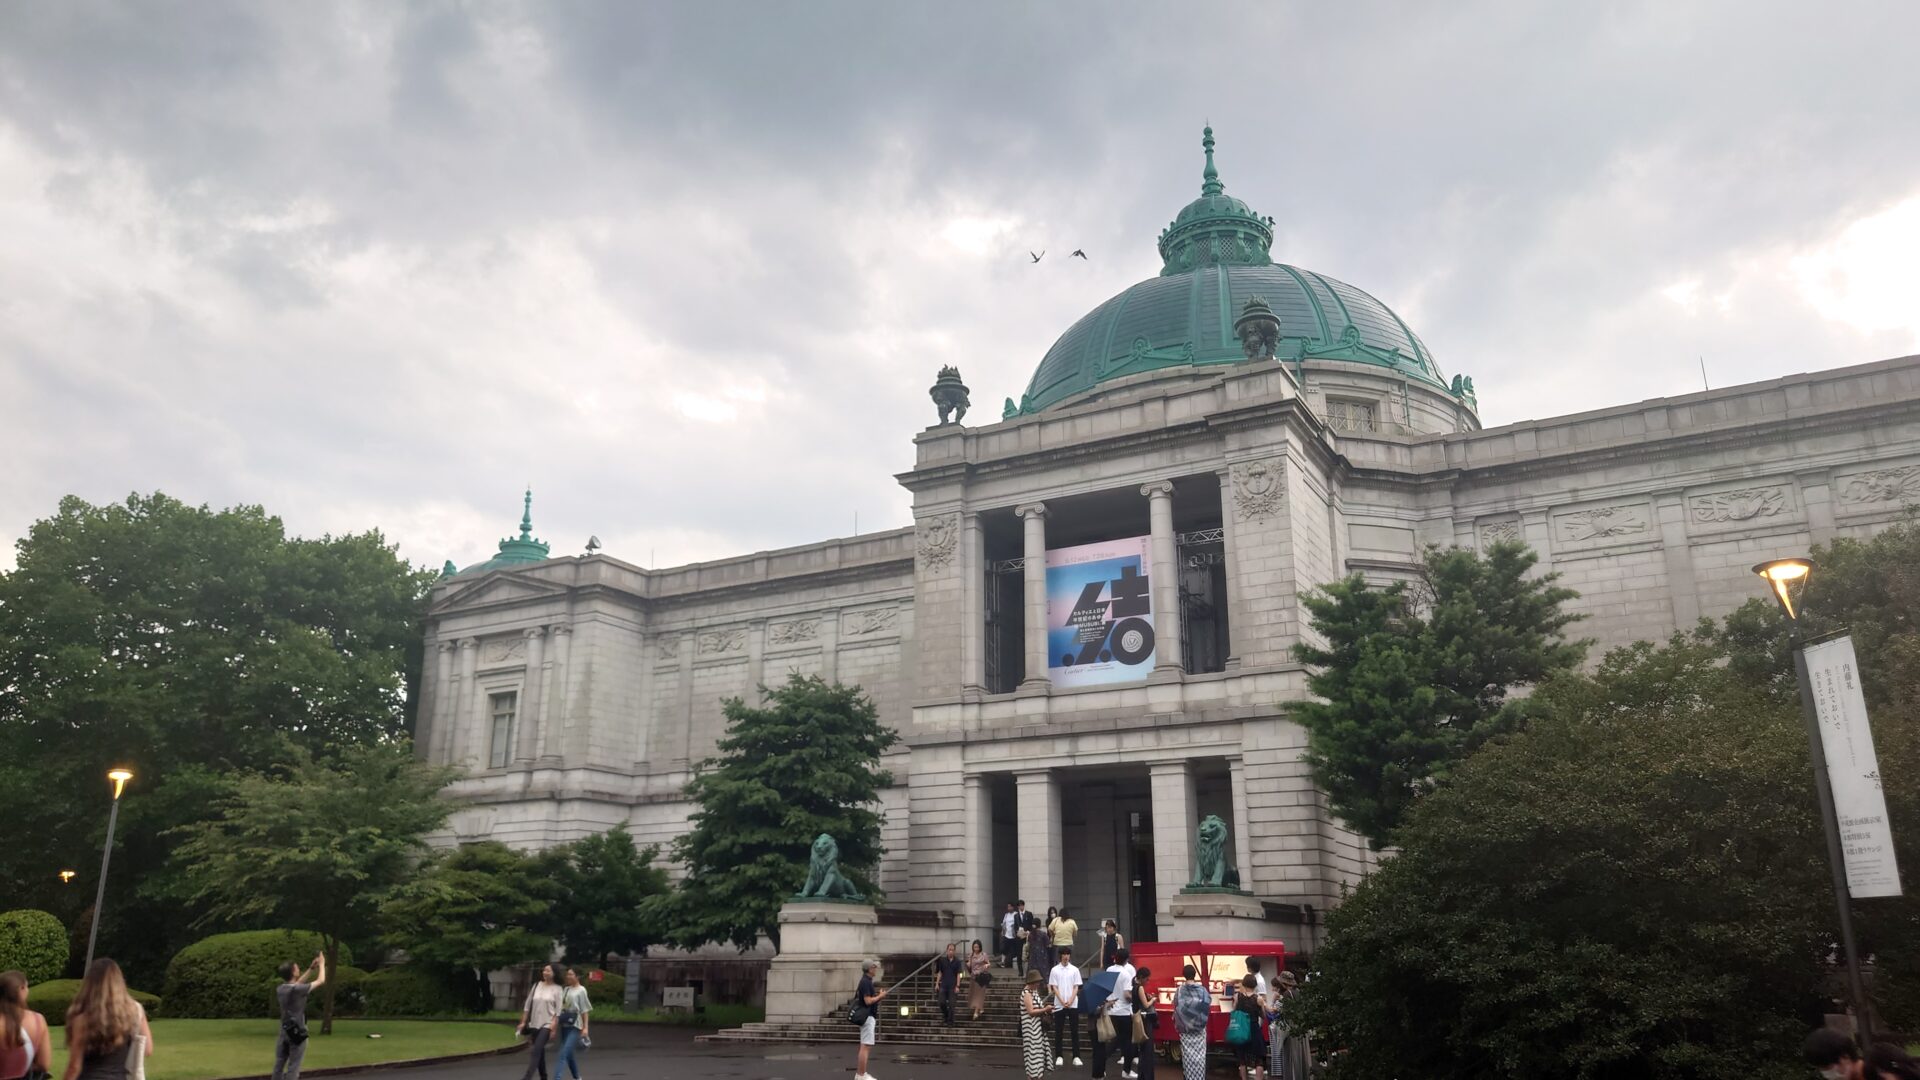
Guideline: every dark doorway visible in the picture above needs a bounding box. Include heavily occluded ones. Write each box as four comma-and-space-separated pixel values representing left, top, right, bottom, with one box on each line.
1127, 809, 1158, 943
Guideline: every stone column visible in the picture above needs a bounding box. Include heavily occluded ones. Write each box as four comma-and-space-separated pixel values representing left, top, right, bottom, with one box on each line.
428, 640, 457, 763
819, 616, 839, 683
960, 513, 985, 694
541, 622, 573, 764
1148, 760, 1198, 934
1653, 492, 1700, 629
747, 619, 767, 690
1141, 481, 1183, 676
1015, 769, 1062, 909
633, 632, 656, 770
964, 774, 995, 941
514, 627, 546, 764
1227, 756, 1255, 887
451, 637, 480, 768
1216, 469, 1245, 669
1016, 503, 1050, 692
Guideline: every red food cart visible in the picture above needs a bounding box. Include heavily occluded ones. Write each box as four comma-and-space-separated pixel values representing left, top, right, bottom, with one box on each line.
1128, 939, 1286, 1061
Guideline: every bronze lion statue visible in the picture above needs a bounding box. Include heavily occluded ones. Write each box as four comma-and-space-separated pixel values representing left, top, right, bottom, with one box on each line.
797, 832, 865, 901
1191, 814, 1231, 887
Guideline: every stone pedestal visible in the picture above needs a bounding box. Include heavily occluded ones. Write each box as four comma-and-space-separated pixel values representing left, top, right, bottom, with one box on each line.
1167, 889, 1275, 941
764, 901, 878, 1025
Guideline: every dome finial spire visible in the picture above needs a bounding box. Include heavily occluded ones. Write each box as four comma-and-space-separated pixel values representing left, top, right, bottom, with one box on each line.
519, 486, 533, 540
1201, 124, 1222, 197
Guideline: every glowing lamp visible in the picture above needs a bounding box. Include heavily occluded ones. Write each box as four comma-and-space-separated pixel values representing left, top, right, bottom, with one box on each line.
107, 768, 133, 799
1752, 558, 1814, 621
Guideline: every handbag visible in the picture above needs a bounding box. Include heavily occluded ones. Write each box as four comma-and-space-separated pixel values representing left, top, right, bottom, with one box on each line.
282, 1016, 310, 1045
1131, 1011, 1147, 1042
1225, 1008, 1252, 1045
1095, 1003, 1116, 1043
558, 1009, 579, 1031
846, 998, 873, 1026
124, 1033, 149, 1080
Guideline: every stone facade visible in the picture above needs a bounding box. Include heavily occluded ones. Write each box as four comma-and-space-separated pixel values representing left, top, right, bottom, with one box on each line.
420, 350, 1920, 958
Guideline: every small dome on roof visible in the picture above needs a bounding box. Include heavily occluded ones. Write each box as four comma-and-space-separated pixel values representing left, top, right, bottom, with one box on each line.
451, 489, 551, 577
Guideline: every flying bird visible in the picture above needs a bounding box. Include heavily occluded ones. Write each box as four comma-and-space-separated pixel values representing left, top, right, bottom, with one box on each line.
1072, 249, 1087, 259
1029, 250, 1045, 263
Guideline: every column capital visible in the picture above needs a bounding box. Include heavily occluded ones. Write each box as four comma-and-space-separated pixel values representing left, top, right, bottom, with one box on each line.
1140, 480, 1176, 500
1013, 767, 1056, 782
437, 640, 458, 654
548, 622, 573, 637
1014, 502, 1048, 520
458, 637, 479, 650
523, 626, 547, 641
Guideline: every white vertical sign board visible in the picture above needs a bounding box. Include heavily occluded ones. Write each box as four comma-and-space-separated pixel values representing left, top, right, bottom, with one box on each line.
1804, 635, 1903, 898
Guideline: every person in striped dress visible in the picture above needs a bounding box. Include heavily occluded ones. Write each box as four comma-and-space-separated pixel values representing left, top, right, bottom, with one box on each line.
1172, 964, 1212, 1080
1020, 969, 1050, 1078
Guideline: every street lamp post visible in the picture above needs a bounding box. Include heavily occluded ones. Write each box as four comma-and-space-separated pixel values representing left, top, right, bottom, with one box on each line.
1752, 558, 1874, 1045
83, 768, 134, 971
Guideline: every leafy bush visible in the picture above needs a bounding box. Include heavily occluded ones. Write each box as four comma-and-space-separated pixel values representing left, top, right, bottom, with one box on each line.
360, 965, 472, 1017
34, 979, 161, 1025
580, 970, 624, 1009
0, 910, 69, 983
162, 930, 353, 1018
327, 964, 370, 1017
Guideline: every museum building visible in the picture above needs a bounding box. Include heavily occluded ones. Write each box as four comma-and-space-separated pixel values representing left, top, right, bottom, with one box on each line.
416, 130, 1920, 963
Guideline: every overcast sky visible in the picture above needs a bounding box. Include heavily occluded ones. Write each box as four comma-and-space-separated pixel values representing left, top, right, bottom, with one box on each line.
4, 2, 1918, 573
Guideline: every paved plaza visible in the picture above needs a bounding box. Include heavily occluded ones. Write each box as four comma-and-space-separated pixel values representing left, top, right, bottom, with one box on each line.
362, 1025, 1029, 1079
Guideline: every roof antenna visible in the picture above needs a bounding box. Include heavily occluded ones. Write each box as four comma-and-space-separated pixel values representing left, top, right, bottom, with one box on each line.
1699, 356, 1709, 391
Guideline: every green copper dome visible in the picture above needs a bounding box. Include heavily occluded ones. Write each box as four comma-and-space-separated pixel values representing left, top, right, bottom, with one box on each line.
453, 489, 552, 577
1008, 128, 1451, 417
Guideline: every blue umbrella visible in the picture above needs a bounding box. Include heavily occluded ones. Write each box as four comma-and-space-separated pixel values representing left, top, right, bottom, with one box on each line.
1078, 970, 1119, 1017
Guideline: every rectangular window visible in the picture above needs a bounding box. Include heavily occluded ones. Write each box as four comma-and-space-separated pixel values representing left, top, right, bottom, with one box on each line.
1326, 398, 1377, 432
488, 691, 517, 769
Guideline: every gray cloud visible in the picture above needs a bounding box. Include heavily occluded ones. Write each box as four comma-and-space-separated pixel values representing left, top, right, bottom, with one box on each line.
3, 1, 1918, 570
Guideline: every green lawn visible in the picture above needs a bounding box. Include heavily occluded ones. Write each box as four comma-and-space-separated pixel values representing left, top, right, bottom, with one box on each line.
47, 1019, 518, 1080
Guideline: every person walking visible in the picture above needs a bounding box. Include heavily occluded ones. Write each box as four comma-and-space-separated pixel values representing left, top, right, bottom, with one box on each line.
1047, 945, 1082, 1067
0, 972, 52, 1080
62, 958, 153, 1080
1229, 974, 1265, 1080
1013, 901, 1033, 976
1267, 971, 1307, 1080
1049, 908, 1078, 969
552, 968, 591, 1080
1019, 969, 1050, 1080
934, 943, 964, 1027
1172, 964, 1212, 1080
999, 903, 1019, 969
518, 964, 562, 1080
853, 960, 887, 1080
1105, 947, 1138, 1080
966, 940, 993, 1021
272, 952, 325, 1080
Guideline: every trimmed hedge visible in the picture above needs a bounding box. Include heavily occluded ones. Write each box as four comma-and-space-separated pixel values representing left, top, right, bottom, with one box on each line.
581, 970, 625, 1009
33, 979, 161, 1025
162, 930, 353, 1019
360, 966, 471, 1017
0, 910, 69, 983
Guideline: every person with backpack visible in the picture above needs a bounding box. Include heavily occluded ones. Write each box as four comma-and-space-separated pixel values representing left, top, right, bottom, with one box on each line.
1227, 974, 1265, 1080
552, 967, 591, 1080
272, 952, 325, 1080
1172, 964, 1212, 1080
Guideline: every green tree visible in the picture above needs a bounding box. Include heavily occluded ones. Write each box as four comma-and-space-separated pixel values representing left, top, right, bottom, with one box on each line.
0, 492, 435, 982
1295, 623, 1834, 1080
379, 841, 561, 1010
653, 674, 897, 953
169, 743, 458, 1033
1291, 541, 1586, 848
551, 825, 669, 966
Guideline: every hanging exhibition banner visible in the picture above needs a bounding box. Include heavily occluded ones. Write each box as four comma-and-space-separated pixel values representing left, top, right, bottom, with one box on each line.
1803, 635, 1904, 898
1046, 536, 1157, 689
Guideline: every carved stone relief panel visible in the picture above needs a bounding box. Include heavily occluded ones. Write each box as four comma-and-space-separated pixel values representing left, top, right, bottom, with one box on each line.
917, 513, 960, 571
1477, 517, 1523, 548
1686, 482, 1797, 529
697, 628, 746, 655
844, 607, 899, 637
655, 634, 680, 661
480, 636, 527, 664
769, 618, 820, 646
1551, 500, 1654, 550
1834, 462, 1920, 511
1230, 458, 1286, 522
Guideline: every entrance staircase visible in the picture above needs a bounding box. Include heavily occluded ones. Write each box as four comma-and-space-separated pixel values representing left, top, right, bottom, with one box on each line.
703, 960, 1033, 1049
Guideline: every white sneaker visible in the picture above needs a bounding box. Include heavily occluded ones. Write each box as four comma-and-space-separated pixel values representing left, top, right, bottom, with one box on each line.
1055, 1057, 1064, 1066
1073, 1058, 1084, 1067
